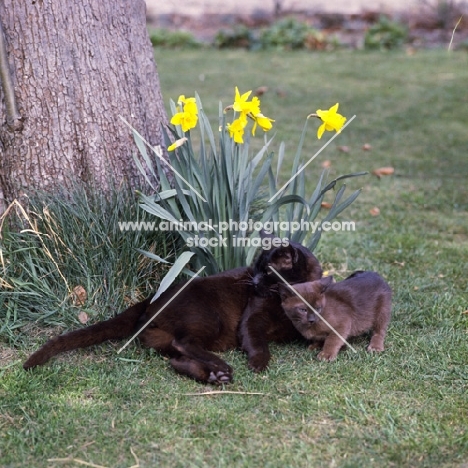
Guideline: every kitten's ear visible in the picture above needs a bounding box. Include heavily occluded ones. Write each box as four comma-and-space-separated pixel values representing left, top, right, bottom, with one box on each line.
278, 283, 293, 300
320, 275, 334, 292
259, 229, 275, 240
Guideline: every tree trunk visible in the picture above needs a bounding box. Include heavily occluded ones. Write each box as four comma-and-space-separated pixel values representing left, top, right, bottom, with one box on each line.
0, 0, 167, 212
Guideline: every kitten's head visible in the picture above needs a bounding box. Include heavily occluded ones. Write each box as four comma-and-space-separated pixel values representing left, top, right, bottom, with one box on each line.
251, 231, 322, 297
278, 277, 333, 334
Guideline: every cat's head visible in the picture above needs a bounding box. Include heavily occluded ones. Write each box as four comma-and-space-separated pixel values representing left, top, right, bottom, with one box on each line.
251, 231, 322, 297
278, 276, 334, 330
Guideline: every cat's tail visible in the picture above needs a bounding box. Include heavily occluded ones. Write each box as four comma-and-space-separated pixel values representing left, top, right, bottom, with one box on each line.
23, 297, 151, 369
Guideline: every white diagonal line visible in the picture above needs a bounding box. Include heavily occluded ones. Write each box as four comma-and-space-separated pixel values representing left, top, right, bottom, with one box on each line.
269, 266, 357, 353
119, 115, 207, 203
117, 266, 206, 354
268, 115, 356, 203
448, 16, 463, 51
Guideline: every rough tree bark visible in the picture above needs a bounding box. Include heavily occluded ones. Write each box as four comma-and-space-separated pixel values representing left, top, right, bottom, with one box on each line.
0, 0, 167, 212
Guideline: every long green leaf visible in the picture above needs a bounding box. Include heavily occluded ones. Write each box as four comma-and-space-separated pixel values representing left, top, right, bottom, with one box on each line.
317, 172, 368, 201
137, 249, 171, 264
139, 200, 181, 226
261, 194, 310, 223
276, 141, 285, 186
131, 150, 156, 191
157, 189, 191, 200
152, 251, 196, 302
325, 188, 363, 221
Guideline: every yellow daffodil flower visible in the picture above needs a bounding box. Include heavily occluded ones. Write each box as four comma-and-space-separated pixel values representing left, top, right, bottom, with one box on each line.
252, 113, 275, 136
228, 87, 274, 142
170, 95, 198, 132
227, 114, 248, 144
232, 87, 260, 115
313, 103, 347, 139
167, 137, 188, 152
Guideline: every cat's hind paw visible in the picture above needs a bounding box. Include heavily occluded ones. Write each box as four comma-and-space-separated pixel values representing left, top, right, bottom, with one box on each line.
208, 369, 232, 385
170, 356, 233, 385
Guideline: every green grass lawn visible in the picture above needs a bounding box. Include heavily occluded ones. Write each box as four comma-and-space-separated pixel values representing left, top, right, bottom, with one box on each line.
1, 49, 467, 467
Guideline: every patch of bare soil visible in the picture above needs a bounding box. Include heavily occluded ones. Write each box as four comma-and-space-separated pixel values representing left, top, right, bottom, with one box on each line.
0, 344, 21, 366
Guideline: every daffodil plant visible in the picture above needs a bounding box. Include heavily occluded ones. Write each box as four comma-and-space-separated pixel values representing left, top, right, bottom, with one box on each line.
133, 88, 364, 274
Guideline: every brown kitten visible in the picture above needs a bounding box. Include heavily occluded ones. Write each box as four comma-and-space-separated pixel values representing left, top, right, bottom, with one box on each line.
279, 271, 392, 361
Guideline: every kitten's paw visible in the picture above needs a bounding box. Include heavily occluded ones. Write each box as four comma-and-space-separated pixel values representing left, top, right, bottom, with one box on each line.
248, 353, 270, 373
317, 351, 337, 362
307, 342, 322, 351
368, 334, 385, 352
367, 344, 384, 353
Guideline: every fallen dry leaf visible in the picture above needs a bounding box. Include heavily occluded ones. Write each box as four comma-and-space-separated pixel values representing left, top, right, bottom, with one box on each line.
72, 285, 87, 306
321, 160, 331, 168
462, 310, 468, 315
337, 145, 350, 153
321, 202, 332, 209
77, 311, 89, 324
276, 88, 287, 98
362, 143, 372, 151
372, 166, 395, 178
369, 207, 380, 216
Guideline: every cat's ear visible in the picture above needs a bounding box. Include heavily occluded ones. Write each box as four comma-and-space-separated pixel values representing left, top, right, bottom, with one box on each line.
278, 283, 293, 300
320, 275, 334, 292
291, 245, 299, 263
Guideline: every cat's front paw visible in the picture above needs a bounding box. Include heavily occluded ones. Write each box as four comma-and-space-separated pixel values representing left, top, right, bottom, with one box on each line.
317, 350, 337, 362
248, 353, 270, 373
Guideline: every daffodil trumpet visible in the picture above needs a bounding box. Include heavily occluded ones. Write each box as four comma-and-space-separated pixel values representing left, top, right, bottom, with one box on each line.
309, 103, 347, 140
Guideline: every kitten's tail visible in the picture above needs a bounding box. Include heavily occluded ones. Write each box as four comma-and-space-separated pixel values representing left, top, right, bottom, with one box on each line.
23, 297, 151, 369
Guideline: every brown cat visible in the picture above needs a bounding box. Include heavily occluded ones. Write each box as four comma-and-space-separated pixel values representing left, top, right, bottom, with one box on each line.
24, 237, 321, 384
279, 271, 392, 361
